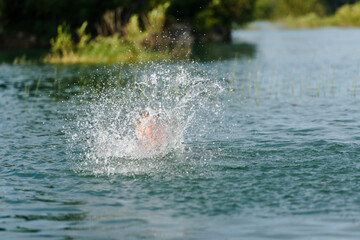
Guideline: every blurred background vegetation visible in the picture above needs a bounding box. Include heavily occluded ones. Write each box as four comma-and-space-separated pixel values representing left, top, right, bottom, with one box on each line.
0, 0, 359, 63
255, 0, 360, 28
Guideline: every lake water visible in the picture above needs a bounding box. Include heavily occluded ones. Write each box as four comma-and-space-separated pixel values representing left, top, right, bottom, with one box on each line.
1, 27, 360, 239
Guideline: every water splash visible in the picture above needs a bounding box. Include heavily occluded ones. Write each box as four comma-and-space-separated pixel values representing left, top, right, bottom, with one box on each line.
67, 62, 224, 176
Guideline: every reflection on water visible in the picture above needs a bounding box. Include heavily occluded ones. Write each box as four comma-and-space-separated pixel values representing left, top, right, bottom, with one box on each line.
0, 49, 48, 64
0, 42, 257, 64
192, 42, 256, 61
1, 27, 360, 239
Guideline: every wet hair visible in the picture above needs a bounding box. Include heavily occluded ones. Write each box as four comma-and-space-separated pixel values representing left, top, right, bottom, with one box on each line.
135, 109, 149, 126
135, 108, 162, 126
139, 109, 149, 118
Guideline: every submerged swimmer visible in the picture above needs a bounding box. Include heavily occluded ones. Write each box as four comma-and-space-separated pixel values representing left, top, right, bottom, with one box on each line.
135, 109, 165, 151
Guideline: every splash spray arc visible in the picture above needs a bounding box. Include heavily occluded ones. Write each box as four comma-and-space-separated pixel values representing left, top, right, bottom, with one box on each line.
68, 62, 224, 175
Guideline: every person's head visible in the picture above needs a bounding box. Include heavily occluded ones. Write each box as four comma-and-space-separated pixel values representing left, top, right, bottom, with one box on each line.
135, 107, 162, 125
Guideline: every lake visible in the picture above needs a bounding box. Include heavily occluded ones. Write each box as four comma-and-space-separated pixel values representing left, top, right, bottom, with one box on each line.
1, 27, 360, 239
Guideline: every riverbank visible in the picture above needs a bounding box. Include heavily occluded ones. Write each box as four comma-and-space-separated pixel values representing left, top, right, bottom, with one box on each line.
42, 2, 193, 64
244, 2, 360, 30
0, 0, 255, 65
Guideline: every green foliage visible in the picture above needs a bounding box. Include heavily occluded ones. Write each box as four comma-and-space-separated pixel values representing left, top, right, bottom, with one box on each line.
254, 0, 278, 19
0, 0, 164, 40
124, 1, 170, 47
283, 1, 360, 28
1, 0, 259, 49
254, 0, 327, 20
335, 2, 360, 25
283, 13, 325, 28
194, 1, 221, 32
194, 0, 254, 32
277, 0, 327, 17
218, 0, 254, 24
50, 24, 73, 56
76, 21, 91, 50
323, 0, 360, 14
77, 34, 139, 63
125, 15, 146, 45
143, 1, 170, 34
45, 2, 175, 64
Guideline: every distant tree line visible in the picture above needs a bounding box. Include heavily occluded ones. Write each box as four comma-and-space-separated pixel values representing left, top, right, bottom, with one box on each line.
0, 0, 359, 49
254, 0, 360, 19
325, 0, 359, 13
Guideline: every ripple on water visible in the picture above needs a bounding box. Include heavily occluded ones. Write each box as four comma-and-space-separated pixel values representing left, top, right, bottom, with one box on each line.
1, 28, 360, 239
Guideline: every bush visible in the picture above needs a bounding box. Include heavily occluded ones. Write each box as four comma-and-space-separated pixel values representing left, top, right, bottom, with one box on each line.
276, 0, 327, 17
254, 0, 327, 20
283, 13, 324, 28
334, 2, 360, 26
194, 0, 254, 32
44, 2, 178, 64
254, 0, 278, 19
49, 24, 73, 56
282, 1, 360, 28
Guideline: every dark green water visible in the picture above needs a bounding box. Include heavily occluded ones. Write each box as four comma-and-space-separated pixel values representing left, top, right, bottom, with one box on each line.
1, 28, 360, 239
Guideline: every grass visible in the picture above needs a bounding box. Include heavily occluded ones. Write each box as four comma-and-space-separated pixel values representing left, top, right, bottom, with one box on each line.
44, 32, 172, 64
43, 2, 188, 64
